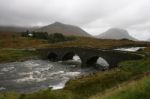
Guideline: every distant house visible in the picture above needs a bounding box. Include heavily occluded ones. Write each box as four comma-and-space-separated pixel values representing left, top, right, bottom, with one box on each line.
26, 30, 33, 37
28, 32, 33, 37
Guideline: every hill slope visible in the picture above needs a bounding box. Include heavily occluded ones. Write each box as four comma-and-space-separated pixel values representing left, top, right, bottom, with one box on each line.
36, 22, 91, 37
97, 28, 137, 41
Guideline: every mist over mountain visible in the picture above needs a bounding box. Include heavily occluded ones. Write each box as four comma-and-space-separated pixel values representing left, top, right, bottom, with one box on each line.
36, 22, 91, 37
0, 26, 38, 33
97, 28, 138, 41
0, 22, 90, 37
147, 38, 150, 41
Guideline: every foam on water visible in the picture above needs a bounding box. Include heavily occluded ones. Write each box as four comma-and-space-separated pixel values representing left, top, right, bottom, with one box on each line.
0, 87, 6, 91
23, 61, 40, 68
16, 74, 47, 82
49, 77, 69, 90
114, 47, 146, 52
50, 71, 64, 75
18, 71, 41, 76
35, 67, 52, 72
62, 72, 81, 77
1, 66, 15, 72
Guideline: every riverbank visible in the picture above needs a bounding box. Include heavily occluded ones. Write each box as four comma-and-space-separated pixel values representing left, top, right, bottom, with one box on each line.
89, 74, 150, 99
0, 57, 150, 99
0, 49, 39, 63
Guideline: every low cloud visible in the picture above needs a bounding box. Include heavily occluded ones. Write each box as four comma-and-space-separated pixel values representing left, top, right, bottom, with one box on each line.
0, 0, 150, 40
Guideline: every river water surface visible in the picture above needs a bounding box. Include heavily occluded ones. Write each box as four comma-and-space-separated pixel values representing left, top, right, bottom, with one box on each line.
0, 58, 97, 93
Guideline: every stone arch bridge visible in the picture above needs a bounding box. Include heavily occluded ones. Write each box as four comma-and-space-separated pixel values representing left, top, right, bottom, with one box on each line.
38, 47, 143, 68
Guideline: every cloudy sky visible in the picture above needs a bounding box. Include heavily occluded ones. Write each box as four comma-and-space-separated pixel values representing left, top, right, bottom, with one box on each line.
0, 0, 150, 40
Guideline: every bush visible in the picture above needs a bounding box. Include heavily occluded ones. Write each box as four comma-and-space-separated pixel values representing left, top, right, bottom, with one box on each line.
21, 31, 77, 43
32, 32, 48, 40
48, 33, 66, 43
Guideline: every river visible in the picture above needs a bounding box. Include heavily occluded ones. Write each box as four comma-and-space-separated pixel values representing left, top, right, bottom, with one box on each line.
0, 57, 99, 93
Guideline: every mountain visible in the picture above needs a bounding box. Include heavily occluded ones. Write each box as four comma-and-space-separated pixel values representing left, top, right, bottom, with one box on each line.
36, 22, 90, 37
0, 26, 38, 33
97, 28, 137, 41
147, 38, 150, 41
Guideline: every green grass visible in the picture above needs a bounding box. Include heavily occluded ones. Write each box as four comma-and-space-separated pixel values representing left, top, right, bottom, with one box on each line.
64, 69, 131, 98
0, 49, 38, 63
0, 92, 20, 99
96, 76, 150, 99
47, 37, 150, 49
22, 90, 75, 99
119, 58, 150, 74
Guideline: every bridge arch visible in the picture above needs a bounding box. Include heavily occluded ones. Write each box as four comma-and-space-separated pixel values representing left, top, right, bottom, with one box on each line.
62, 51, 82, 63
86, 56, 109, 68
47, 52, 58, 61
62, 52, 75, 61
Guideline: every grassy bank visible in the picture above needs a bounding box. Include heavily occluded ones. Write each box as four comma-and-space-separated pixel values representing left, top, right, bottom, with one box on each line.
47, 37, 150, 49
0, 49, 38, 63
0, 32, 49, 49
0, 32, 150, 49
90, 75, 150, 99
0, 58, 150, 99
0, 32, 48, 63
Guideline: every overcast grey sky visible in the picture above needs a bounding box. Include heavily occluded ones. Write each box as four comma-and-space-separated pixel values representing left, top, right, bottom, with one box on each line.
0, 0, 150, 40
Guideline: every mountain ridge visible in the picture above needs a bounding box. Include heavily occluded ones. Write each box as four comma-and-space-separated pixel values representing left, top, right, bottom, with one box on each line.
147, 38, 150, 41
36, 22, 91, 37
97, 28, 138, 41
